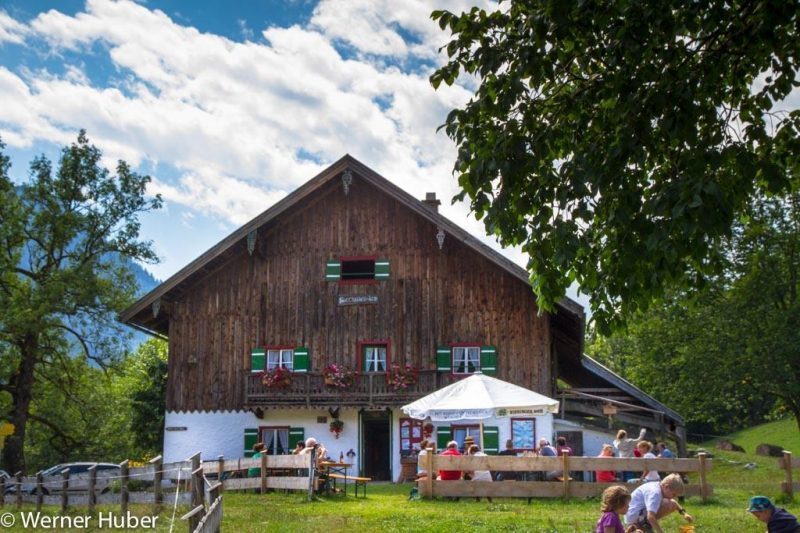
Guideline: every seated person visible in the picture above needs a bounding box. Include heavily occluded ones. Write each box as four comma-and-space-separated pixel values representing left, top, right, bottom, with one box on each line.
538, 438, 560, 481
466, 444, 493, 502
495, 439, 518, 481
416, 440, 435, 481
300, 437, 328, 468
438, 440, 462, 480
625, 473, 693, 533
596, 444, 617, 483
248, 442, 265, 478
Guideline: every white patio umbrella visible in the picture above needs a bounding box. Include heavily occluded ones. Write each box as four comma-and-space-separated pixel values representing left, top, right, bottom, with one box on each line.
401, 373, 560, 422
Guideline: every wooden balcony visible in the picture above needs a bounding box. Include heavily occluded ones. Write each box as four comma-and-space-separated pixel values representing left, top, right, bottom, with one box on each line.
245, 370, 459, 408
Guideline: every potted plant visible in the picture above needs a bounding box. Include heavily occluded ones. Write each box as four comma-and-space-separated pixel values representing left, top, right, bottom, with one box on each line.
262, 366, 292, 388
322, 364, 355, 388
387, 363, 418, 390
329, 419, 344, 439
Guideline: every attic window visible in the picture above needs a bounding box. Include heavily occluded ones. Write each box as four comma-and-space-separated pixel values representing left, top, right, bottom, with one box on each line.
342, 258, 375, 280
325, 257, 389, 282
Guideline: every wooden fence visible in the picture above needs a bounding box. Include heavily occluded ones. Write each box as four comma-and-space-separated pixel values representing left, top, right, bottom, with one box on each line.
419, 451, 713, 501
0, 451, 315, 533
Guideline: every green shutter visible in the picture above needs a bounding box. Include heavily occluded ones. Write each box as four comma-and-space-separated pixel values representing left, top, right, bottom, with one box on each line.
325, 260, 341, 281
294, 347, 309, 372
244, 428, 258, 457
436, 345, 452, 371
480, 345, 497, 375
251, 348, 265, 373
374, 258, 390, 280
436, 426, 451, 451
483, 426, 500, 454
288, 427, 305, 452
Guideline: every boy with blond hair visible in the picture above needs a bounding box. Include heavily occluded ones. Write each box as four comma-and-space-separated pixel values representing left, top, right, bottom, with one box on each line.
625, 473, 693, 533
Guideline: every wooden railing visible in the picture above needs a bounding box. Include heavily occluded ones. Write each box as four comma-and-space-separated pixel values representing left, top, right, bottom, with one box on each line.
0, 451, 315, 533
418, 452, 714, 501
246, 369, 460, 406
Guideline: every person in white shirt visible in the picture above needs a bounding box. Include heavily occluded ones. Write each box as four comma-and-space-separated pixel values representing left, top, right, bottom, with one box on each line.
466, 444, 493, 502
637, 440, 660, 482
625, 473, 693, 533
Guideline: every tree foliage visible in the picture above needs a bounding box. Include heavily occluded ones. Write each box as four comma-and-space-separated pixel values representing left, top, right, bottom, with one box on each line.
0, 132, 161, 473
431, 1, 800, 331
588, 192, 800, 435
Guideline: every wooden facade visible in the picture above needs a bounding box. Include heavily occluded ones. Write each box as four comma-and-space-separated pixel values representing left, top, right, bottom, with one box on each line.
121, 156, 584, 413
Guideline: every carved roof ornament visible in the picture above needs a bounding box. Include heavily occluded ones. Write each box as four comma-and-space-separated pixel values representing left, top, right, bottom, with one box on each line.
342, 168, 353, 195
152, 297, 161, 318
436, 227, 446, 250
247, 229, 257, 256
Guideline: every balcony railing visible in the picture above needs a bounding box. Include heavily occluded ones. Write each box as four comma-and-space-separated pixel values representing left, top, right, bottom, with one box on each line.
245, 370, 460, 407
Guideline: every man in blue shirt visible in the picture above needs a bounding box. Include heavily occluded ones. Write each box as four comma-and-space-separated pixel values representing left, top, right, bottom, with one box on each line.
656, 442, 674, 459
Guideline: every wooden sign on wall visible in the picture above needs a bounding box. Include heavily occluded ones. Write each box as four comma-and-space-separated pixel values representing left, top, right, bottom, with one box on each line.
337, 295, 378, 306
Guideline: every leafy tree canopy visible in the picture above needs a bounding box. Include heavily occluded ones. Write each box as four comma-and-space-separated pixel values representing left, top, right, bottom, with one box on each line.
431, 1, 800, 331
0, 132, 162, 473
588, 192, 800, 434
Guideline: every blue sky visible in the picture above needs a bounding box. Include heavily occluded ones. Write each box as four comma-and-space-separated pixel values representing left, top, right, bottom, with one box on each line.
0, 0, 596, 309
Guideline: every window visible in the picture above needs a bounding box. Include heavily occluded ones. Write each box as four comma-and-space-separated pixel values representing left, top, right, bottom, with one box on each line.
325, 257, 389, 282
453, 346, 480, 374
260, 427, 290, 455
399, 418, 423, 457
341, 258, 375, 280
267, 349, 294, 371
511, 418, 536, 451
452, 425, 481, 452
363, 345, 387, 372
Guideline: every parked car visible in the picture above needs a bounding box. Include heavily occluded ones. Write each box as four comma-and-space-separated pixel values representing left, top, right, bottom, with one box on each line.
3, 462, 120, 495
0, 470, 10, 483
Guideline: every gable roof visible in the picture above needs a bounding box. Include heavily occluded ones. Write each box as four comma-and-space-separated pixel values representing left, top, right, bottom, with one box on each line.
120, 154, 585, 343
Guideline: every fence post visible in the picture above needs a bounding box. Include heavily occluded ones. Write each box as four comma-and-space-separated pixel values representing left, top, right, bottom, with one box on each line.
260, 452, 268, 494
698, 452, 709, 503
217, 455, 225, 494
87, 465, 96, 514
424, 446, 434, 499
15, 472, 22, 509
120, 460, 129, 515
192, 467, 205, 510
208, 481, 222, 503
189, 452, 201, 500
150, 455, 163, 508
307, 447, 316, 501
180, 505, 204, 532
783, 450, 794, 500
35, 471, 43, 511
61, 468, 69, 513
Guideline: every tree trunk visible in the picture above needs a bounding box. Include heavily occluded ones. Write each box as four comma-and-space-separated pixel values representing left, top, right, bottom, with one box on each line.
2, 333, 38, 474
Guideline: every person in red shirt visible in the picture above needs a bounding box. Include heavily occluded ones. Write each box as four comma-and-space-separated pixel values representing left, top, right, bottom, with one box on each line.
438, 440, 462, 480
596, 443, 617, 483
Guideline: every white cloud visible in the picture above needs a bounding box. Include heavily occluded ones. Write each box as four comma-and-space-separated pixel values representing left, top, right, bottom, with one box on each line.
0, 0, 530, 279
0, 9, 29, 44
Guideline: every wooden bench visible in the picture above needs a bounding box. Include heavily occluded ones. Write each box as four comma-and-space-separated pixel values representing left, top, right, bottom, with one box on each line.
327, 473, 372, 498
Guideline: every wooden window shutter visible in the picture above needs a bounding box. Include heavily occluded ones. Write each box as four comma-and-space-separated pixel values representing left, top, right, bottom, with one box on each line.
325, 260, 341, 281
288, 427, 305, 452
480, 345, 497, 375
374, 258, 390, 280
293, 347, 309, 372
436, 345, 452, 371
436, 426, 451, 451
483, 426, 500, 454
244, 428, 259, 457
250, 348, 265, 373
